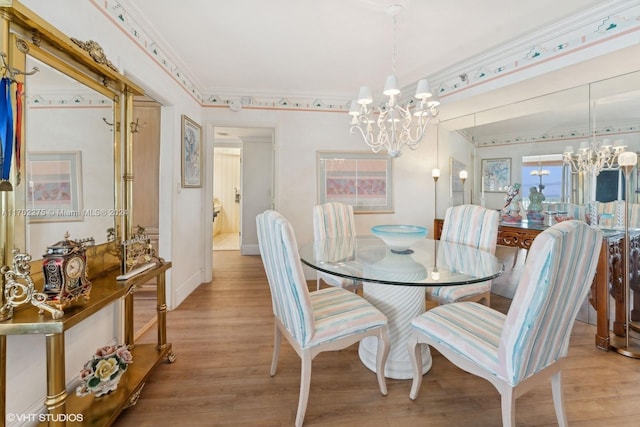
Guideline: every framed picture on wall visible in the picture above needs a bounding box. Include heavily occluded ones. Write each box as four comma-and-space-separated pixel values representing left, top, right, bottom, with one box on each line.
26, 151, 83, 222
317, 151, 393, 213
481, 158, 511, 192
181, 114, 203, 188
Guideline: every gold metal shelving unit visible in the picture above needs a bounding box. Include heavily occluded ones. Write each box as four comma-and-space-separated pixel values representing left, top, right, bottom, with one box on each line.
0, 262, 174, 427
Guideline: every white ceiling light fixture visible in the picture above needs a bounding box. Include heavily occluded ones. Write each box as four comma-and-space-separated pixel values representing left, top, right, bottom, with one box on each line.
349, 4, 439, 158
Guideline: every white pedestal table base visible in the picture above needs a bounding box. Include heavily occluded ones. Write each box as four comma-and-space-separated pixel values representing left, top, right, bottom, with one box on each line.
358, 282, 431, 379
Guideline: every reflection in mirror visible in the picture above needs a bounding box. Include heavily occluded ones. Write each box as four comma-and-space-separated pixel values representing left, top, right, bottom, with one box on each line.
24, 56, 115, 257
590, 70, 640, 204
468, 85, 592, 207
471, 85, 590, 148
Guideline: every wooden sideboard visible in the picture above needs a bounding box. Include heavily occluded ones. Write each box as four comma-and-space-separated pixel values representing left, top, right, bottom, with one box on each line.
435, 219, 640, 351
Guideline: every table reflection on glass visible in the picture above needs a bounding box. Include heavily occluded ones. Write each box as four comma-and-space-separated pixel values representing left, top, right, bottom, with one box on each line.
299, 236, 504, 379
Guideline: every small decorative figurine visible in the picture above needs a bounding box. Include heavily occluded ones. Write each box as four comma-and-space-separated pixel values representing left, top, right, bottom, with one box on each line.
526, 186, 545, 223
502, 183, 523, 223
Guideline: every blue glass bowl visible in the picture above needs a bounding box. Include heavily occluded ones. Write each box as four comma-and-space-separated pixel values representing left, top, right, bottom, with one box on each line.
371, 225, 428, 254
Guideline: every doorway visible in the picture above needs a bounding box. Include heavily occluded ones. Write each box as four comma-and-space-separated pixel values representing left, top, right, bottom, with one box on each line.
213, 146, 241, 251
213, 126, 274, 254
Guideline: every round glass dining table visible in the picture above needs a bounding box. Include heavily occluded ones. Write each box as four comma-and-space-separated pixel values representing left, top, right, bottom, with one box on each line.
299, 235, 504, 379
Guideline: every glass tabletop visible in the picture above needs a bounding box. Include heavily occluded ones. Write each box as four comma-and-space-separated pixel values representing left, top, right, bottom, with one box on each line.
299, 235, 504, 287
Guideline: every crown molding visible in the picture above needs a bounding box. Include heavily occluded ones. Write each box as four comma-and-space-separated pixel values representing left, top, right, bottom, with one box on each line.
430, 0, 640, 101
97, 0, 640, 112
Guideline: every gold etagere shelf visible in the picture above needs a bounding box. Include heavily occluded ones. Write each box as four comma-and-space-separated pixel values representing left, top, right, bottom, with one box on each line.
0, 261, 175, 427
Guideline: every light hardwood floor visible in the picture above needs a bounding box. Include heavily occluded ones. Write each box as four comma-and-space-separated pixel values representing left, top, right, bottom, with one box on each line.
213, 232, 240, 251
115, 251, 640, 427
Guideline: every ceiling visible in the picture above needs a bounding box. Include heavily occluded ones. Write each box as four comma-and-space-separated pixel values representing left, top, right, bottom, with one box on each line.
118, 0, 609, 101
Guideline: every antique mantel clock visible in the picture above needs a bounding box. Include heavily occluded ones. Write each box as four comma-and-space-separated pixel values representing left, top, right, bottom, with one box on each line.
42, 232, 94, 310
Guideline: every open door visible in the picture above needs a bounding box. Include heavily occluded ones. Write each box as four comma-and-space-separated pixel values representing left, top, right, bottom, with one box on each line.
240, 136, 274, 255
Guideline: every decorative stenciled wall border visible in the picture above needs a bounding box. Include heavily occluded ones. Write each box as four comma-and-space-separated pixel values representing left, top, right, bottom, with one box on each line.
93, 0, 350, 112
473, 122, 640, 148
27, 93, 112, 108
433, 1, 640, 100
94, 0, 640, 113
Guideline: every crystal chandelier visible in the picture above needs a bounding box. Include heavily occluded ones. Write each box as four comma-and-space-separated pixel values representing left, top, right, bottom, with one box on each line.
348, 4, 439, 158
562, 138, 626, 176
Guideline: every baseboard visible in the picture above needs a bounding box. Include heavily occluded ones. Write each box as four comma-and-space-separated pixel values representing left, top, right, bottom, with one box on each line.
241, 243, 259, 255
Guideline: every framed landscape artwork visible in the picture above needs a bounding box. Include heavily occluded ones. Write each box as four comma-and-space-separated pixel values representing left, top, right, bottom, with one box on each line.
317, 151, 393, 213
27, 151, 83, 222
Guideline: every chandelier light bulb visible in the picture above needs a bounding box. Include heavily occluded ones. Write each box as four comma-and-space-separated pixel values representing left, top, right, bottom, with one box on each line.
383, 75, 400, 96
415, 79, 432, 100
357, 86, 373, 105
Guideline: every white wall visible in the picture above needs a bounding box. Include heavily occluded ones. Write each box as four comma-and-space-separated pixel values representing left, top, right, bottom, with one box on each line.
26, 105, 114, 253
202, 107, 438, 275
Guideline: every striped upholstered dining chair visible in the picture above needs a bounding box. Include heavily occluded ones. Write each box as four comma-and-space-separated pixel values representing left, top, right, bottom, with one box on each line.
426, 204, 499, 306
256, 210, 390, 427
312, 202, 361, 291
407, 220, 602, 426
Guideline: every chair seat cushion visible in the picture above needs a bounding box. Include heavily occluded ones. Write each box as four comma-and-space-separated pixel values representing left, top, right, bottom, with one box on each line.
425, 282, 491, 303
411, 302, 505, 375
308, 287, 387, 348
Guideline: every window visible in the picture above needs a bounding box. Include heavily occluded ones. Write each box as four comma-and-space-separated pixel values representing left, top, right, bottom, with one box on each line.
522, 154, 564, 204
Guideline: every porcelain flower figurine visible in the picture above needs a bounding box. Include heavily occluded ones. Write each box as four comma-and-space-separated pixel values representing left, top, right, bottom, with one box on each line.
76, 344, 133, 397
501, 183, 523, 223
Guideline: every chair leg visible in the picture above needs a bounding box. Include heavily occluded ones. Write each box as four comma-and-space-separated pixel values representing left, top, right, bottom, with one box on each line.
316, 277, 321, 291
551, 371, 568, 427
375, 327, 390, 396
295, 351, 312, 427
407, 331, 423, 400
270, 322, 281, 376
500, 388, 516, 427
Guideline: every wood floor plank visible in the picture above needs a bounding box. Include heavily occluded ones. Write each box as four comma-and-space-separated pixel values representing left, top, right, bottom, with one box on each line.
114, 250, 640, 426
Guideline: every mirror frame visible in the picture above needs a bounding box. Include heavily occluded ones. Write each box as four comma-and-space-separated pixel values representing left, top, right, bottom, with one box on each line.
0, 0, 144, 266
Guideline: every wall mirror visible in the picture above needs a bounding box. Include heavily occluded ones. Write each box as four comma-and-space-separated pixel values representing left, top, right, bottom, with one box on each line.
442, 69, 640, 209
23, 55, 116, 257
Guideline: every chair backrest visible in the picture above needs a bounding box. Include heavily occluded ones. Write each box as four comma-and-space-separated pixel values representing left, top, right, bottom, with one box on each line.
257, 210, 315, 346
440, 204, 500, 254
497, 220, 602, 385
313, 202, 356, 241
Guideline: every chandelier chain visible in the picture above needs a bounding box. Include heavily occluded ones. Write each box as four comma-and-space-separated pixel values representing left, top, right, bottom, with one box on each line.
392, 14, 397, 76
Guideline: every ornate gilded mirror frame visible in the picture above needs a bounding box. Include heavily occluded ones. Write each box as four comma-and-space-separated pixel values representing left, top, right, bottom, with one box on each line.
0, 0, 143, 418
0, 0, 143, 269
